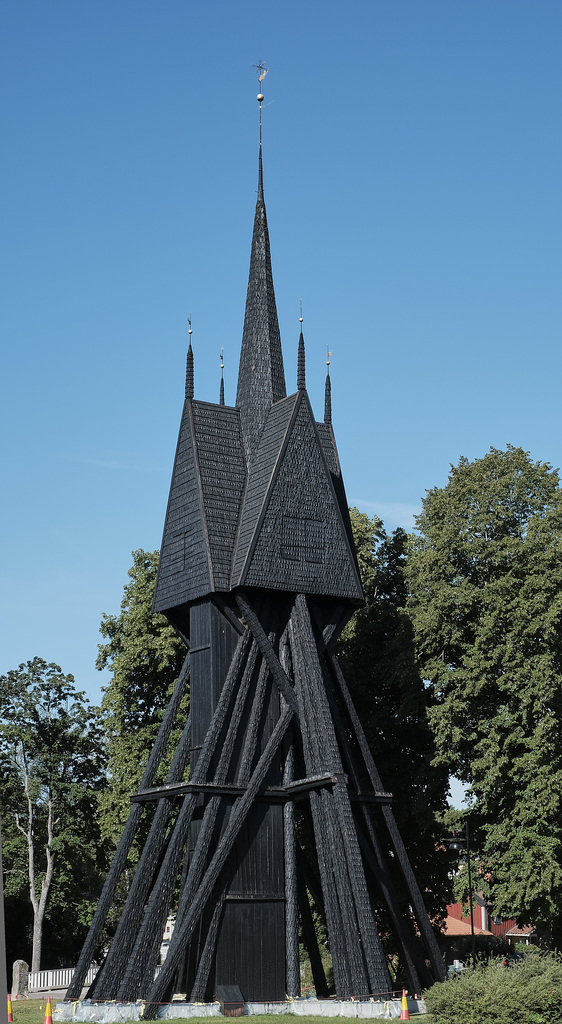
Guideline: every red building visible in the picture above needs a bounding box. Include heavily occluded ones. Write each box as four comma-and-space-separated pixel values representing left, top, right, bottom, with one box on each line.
443, 896, 535, 961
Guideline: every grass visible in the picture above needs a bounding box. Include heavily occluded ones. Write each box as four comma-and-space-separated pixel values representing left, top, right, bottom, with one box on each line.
9, 999, 54, 1024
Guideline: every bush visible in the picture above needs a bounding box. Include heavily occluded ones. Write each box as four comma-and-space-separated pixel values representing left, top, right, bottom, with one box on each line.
424, 951, 562, 1024
450, 933, 512, 963
515, 942, 542, 955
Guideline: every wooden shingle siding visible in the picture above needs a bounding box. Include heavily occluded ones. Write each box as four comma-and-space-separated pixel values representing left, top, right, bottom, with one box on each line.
316, 420, 360, 572
192, 403, 245, 591
230, 394, 297, 586
153, 400, 211, 612
316, 421, 340, 477
242, 396, 362, 600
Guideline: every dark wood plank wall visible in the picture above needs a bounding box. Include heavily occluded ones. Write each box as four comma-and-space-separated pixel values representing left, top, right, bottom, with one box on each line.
188, 599, 285, 1001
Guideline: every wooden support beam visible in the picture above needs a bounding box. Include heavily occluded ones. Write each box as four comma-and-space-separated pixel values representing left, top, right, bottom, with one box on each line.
349, 790, 393, 804
93, 709, 193, 998
283, 745, 300, 999
288, 607, 359, 995
173, 641, 261, 935
328, 651, 447, 984
131, 773, 357, 804
237, 650, 272, 785
296, 866, 330, 999
144, 702, 295, 1015
117, 791, 199, 1000
189, 889, 226, 1002
115, 631, 254, 1001
319, 662, 429, 995
283, 773, 339, 794
236, 593, 298, 712
292, 594, 391, 996
66, 652, 191, 1001
354, 821, 431, 994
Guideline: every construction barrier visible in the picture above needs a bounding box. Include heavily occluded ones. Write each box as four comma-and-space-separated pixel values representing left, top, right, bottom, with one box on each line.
53, 996, 427, 1020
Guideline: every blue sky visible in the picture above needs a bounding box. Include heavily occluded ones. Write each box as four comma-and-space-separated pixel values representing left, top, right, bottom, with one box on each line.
2, 0, 561, 755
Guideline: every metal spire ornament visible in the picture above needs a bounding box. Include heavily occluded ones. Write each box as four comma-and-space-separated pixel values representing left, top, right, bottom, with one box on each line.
185, 315, 194, 399
252, 61, 269, 143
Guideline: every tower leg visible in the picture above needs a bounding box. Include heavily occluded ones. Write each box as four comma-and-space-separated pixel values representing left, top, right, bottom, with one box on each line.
65, 655, 190, 1001
283, 744, 300, 998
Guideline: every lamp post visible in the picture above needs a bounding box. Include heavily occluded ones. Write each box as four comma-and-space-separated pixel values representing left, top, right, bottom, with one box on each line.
449, 822, 476, 968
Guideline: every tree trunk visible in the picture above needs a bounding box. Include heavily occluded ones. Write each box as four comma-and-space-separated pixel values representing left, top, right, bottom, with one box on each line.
15, 755, 56, 973
30, 794, 56, 973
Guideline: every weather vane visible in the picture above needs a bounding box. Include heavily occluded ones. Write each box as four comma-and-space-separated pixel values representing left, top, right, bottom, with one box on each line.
299, 299, 303, 324
187, 313, 192, 338
252, 61, 269, 143
252, 61, 269, 98
326, 346, 333, 369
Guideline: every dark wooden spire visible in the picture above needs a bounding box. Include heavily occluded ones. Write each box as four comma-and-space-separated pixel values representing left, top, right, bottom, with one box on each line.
297, 330, 306, 390
185, 342, 194, 399
236, 147, 286, 463
324, 370, 332, 424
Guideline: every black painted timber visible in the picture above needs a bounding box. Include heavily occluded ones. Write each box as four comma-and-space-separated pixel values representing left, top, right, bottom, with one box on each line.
66, 143, 446, 1012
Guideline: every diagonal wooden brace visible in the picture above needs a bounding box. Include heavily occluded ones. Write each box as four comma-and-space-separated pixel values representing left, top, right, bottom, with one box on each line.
66, 651, 191, 1000
144, 701, 295, 1015
236, 593, 298, 712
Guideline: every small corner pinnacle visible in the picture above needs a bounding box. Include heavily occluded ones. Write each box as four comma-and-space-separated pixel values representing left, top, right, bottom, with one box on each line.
297, 301, 306, 391
185, 315, 194, 399
219, 348, 225, 405
324, 347, 333, 424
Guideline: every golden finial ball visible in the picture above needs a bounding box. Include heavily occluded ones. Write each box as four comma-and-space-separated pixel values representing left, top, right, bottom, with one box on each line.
257, 93, 264, 102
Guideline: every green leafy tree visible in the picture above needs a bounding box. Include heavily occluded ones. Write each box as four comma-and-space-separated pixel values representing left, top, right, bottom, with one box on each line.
0, 658, 106, 970
406, 446, 562, 945
97, 550, 187, 848
338, 510, 450, 926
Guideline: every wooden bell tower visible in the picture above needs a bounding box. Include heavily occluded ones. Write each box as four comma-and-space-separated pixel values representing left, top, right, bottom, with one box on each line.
66, 95, 445, 1012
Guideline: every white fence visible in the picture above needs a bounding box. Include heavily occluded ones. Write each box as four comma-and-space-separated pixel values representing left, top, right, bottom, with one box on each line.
28, 967, 98, 992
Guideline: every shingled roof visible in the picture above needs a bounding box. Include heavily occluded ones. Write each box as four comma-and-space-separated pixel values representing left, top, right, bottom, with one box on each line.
235, 147, 286, 464
232, 391, 362, 599
153, 147, 363, 629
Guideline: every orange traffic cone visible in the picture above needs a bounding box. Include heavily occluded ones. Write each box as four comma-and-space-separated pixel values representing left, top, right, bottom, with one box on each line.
43, 995, 53, 1024
400, 988, 410, 1021
7, 996, 13, 1023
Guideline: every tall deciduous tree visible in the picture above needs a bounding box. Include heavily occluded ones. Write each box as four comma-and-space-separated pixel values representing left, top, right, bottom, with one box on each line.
406, 446, 562, 944
338, 509, 450, 926
0, 658, 106, 970
97, 550, 187, 847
